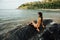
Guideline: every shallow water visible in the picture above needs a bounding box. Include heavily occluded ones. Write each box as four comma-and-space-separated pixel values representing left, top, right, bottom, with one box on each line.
0, 9, 60, 34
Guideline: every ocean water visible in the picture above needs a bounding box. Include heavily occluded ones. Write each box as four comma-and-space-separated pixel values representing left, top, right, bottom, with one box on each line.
0, 9, 60, 34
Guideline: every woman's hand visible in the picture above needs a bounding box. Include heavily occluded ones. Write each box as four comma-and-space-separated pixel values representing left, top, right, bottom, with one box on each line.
31, 21, 34, 25
27, 22, 31, 25
27, 21, 33, 25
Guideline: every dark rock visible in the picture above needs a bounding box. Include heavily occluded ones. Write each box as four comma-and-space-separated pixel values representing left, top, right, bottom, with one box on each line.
2, 25, 38, 40
1, 19, 59, 40
40, 23, 60, 40
43, 19, 53, 26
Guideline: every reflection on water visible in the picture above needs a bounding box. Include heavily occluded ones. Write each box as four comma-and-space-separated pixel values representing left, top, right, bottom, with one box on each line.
0, 9, 60, 34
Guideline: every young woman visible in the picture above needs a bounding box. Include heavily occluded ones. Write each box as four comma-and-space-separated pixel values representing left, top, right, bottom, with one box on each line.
31, 12, 44, 32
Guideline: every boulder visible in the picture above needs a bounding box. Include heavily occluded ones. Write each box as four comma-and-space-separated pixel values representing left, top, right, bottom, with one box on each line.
0, 19, 57, 40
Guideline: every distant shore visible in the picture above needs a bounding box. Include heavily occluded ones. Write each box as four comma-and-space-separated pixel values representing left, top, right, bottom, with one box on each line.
17, 9, 60, 11
38, 9, 60, 11
18, 1, 60, 10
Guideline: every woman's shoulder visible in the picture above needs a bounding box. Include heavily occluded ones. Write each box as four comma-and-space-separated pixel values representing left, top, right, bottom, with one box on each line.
38, 17, 41, 20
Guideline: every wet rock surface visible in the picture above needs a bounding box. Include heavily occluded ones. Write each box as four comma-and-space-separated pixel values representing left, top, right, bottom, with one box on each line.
0, 19, 60, 40
39, 23, 60, 40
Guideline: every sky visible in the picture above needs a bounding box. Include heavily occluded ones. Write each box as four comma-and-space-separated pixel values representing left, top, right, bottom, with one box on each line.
0, 0, 42, 9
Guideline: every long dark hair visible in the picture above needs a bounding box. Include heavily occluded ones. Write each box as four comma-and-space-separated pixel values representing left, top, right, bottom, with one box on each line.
38, 12, 43, 24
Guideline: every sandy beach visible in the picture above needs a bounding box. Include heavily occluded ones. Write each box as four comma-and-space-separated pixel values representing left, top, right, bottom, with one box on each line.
38, 9, 60, 11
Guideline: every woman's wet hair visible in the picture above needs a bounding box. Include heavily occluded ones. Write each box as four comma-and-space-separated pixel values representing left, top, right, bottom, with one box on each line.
38, 12, 43, 23
38, 12, 42, 18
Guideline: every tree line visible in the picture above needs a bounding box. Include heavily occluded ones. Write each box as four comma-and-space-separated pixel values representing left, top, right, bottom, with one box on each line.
18, 1, 60, 9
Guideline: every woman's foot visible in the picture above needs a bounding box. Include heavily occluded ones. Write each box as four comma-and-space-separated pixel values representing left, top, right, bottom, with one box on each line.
36, 28, 40, 32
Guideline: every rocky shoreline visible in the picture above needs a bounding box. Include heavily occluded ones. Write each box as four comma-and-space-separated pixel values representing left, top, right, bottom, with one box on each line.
0, 19, 60, 40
